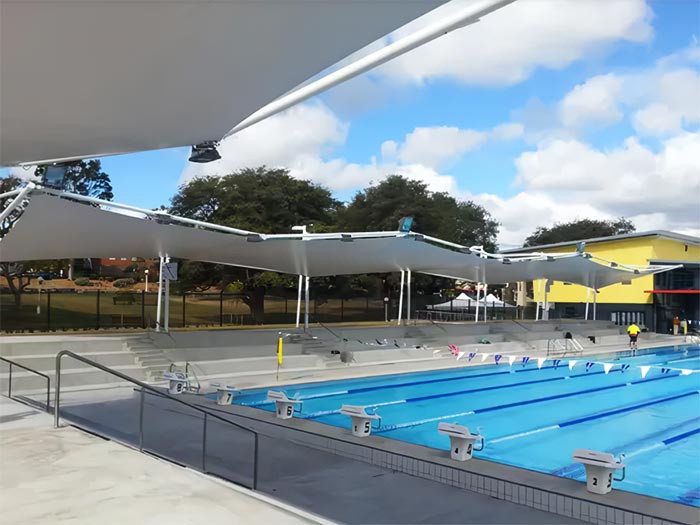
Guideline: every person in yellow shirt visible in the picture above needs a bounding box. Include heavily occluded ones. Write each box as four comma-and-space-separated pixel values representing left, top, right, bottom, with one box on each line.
627, 323, 641, 350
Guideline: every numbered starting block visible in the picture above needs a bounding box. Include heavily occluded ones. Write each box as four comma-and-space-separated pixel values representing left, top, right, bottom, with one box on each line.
572, 449, 626, 495
215, 386, 239, 405
162, 372, 190, 395
340, 405, 381, 437
267, 391, 302, 420
438, 423, 485, 461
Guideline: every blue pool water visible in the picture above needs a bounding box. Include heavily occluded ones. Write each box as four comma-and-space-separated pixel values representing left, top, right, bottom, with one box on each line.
229, 345, 700, 506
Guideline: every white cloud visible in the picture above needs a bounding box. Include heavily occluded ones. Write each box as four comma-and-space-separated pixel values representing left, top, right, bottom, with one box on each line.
559, 74, 624, 128
376, 0, 652, 86
488, 132, 700, 244
397, 127, 487, 169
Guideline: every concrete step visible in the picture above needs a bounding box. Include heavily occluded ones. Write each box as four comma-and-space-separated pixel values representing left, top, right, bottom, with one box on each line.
3, 352, 138, 370
1, 364, 146, 392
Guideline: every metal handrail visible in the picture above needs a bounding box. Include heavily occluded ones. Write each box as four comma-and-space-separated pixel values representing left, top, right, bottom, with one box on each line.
0, 355, 51, 411
54, 350, 259, 488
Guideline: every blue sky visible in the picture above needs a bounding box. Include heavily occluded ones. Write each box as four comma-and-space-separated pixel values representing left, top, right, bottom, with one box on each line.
8, 0, 699, 246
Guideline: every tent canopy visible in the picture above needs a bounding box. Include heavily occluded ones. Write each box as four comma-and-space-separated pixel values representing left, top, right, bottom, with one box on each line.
0, 188, 677, 290
429, 293, 516, 310
0, 0, 445, 166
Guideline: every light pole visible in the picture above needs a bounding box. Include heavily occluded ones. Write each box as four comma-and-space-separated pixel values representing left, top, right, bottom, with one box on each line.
144, 269, 149, 292
36, 276, 44, 314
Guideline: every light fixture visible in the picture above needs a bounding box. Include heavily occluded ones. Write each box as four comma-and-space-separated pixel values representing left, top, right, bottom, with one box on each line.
413, 234, 425, 242
398, 216, 414, 233
40, 163, 69, 190
341, 234, 353, 242
610, 262, 618, 268
188, 141, 221, 163
502, 258, 511, 264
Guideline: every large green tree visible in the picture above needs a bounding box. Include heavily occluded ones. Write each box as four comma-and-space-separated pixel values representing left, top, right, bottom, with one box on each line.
524, 218, 636, 247
168, 167, 341, 321
339, 175, 499, 251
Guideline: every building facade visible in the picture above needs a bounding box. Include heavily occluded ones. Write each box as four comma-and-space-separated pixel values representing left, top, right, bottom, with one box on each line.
502, 231, 700, 333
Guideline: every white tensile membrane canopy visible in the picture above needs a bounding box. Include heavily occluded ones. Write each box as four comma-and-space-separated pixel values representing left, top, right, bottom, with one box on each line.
0, 0, 447, 166
0, 189, 677, 289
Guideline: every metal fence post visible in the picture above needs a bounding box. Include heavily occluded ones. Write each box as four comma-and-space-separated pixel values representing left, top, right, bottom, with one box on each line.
47, 290, 51, 331
182, 293, 186, 328
141, 290, 146, 329
340, 297, 344, 322
96, 290, 101, 329
8, 362, 12, 399
219, 292, 224, 327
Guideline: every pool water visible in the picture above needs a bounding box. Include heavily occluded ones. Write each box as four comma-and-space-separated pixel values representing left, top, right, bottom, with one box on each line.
229, 345, 700, 506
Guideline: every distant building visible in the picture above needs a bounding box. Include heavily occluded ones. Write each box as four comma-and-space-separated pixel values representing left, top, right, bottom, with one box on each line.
502, 231, 700, 333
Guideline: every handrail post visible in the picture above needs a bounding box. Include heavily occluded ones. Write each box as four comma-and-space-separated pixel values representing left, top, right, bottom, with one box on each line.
253, 433, 259, 490
202, 412, 208, 472
139, 389, 145, 451
8, 362, 12, 399
54, 352, 62, 428
46, 376, 50, 412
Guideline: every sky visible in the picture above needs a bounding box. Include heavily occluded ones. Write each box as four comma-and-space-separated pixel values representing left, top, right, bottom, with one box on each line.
8, 0, 700, 248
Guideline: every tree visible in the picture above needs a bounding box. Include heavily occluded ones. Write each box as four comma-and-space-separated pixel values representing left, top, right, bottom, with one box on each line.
524, 218, 636, 247
339, 175, 499, 251
35, 159, 114, 201
168, 167, 340, 321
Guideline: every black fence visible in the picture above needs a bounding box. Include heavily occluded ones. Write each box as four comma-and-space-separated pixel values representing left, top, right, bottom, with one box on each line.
1, 289, 500, 332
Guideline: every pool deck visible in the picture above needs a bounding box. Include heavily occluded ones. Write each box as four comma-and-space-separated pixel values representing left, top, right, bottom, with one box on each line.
0, 396, 325, 525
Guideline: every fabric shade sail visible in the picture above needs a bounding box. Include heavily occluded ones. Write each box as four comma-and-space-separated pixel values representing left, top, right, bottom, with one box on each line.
0, 190, 677, 290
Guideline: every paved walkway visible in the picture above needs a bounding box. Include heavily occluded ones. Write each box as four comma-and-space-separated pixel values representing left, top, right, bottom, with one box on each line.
0, 396, 323, 525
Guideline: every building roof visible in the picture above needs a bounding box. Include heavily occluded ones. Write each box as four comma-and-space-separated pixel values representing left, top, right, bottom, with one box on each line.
501, 230, 700, 254
0, 0, 445, 166
0, 187, 677, 290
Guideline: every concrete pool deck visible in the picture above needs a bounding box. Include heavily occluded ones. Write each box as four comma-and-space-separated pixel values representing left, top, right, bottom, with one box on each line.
0, 396, 325, 525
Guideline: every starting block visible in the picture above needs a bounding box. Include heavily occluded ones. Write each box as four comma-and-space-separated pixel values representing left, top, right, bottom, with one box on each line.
438, 423, 484, 461
572, 449, 626, 495
267, 390, 302, 419
340, 405, 381, 437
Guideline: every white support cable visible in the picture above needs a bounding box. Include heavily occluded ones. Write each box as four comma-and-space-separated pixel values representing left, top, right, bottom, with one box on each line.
474, 283, 481, 324
0, 187, 25, 200
164, 255, 171, 332
227, 0, 518, 137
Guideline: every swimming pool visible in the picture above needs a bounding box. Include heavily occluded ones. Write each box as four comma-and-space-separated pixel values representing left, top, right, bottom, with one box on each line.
230, 344, 700, 506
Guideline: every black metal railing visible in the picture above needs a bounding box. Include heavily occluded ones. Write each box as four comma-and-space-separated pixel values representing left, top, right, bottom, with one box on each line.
54, 350, 259, 489
0, 355, 51, 412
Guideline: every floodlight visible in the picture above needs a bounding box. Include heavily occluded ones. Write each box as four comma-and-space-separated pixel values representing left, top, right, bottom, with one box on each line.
41, 164, 69, 190
189, 141, 221, 163
398, 216, 414, 233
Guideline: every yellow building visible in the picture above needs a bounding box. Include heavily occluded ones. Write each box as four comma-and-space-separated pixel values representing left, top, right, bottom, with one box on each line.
502, 231, 700, 333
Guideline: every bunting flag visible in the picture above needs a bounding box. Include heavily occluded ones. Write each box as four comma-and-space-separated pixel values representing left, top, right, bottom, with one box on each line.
553, 359, 561, 369
508, 355, 517, 366
468, 352, 476, 362
494, 354, 502, 364
568, 360, 578, 371
537, 357, 546, 369
661, 367, 670, 374
448, 344, 460, 357
481, 353, 490, 362
640, 365, 651, 378
585, 362, 595, 372
522, 356, 530, 366
621, 364, 631, 373
681, 369, 693, 375
603, 363, 614, 374
456, 351, 465, 361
